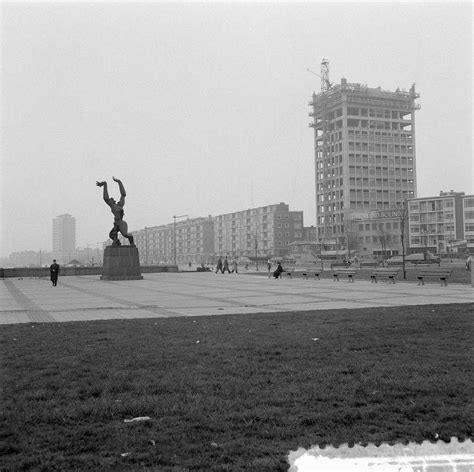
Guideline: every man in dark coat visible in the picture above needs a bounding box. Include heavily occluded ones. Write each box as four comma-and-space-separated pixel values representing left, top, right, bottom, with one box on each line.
50, 259, 60, 286
273, 261, 283, 279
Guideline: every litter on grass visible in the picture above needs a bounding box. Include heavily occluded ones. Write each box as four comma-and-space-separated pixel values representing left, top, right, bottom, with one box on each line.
124, 416, 151, 423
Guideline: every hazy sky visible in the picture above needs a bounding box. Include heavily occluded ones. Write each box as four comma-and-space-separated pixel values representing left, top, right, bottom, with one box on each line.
1, 1, 472, 257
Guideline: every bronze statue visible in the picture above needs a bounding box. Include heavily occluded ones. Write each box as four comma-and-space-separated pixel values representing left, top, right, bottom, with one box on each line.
96, 177, 134, 246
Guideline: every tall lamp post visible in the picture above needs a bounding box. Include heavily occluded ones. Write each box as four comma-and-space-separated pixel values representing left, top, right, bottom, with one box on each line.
173, 214, 188, 266
421, 228, 428, 261
255, 233, 259, 271
145, 227, 148, 265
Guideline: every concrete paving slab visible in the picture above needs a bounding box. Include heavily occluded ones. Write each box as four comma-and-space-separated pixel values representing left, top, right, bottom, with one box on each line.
0, 273, 472, 325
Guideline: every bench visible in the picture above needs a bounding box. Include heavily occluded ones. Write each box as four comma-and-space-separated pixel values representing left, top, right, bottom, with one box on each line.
360, 261, 379, 268
302, 270, 322, 280
387, 260, 404, 267
370, 268, 399, 284
416, 268, 452, 286
331, 262, 351, 269
332, 268, 358, 282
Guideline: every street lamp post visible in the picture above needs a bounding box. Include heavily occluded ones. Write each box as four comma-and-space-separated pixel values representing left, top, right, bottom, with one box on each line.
422, 228, 428, 261
144, 227, 148, 265
255, 234, 258, 272
173, 214, 188, 266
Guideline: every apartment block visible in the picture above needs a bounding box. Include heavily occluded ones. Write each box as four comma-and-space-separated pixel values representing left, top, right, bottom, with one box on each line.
133, 216, 215, 265
463, 195, 474, 253
407, 191, 468, 255
309, 77, 419, 250
347, 209, 404, 258
214, 203, 303, 259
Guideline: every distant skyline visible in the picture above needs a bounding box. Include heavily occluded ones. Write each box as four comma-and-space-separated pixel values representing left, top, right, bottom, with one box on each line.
1, 1, 472, 257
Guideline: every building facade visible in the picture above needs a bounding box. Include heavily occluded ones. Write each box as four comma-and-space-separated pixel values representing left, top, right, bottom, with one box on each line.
133, 216, 215, 265
463, 195, 474, 254
346, 209, 404, 258
214, 203, 303, 260
309, 77, 419, 251
407, 191, 468, 255
52, 213, 76, 263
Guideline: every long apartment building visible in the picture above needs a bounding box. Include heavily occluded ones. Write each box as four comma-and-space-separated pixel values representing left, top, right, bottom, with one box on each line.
214, 202, 303, 260
309, 75, 419, 250
132, 203, 304, 265
133, 216, 215, 265
408, 191, 473, 255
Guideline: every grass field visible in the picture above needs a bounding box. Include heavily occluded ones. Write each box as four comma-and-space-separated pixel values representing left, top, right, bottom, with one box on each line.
1, 303, 472, 471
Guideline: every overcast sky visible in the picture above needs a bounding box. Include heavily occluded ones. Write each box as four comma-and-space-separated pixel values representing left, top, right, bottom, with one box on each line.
1, 1, 472, 257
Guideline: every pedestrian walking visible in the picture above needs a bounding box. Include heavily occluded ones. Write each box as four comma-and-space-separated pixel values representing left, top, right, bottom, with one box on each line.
215, 256, 223, 274
50, 259, 60, 286
466, 255, 472, 271
267, 260, 272, 278
223, 256, 231, 274
231, 259, 238, 274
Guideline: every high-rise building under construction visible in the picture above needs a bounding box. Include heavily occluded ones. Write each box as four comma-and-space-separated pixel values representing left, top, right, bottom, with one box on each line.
309, 60, 420, 249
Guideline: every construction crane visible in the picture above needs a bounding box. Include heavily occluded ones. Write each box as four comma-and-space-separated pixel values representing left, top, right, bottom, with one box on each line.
308, 59, 333, 244
306, 58, 333, 92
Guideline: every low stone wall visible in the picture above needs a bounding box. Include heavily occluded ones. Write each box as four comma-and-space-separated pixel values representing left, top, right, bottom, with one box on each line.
0, 265, 178, 279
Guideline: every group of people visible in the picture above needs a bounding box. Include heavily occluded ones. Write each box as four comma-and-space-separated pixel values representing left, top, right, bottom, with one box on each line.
215, 256, 238, 274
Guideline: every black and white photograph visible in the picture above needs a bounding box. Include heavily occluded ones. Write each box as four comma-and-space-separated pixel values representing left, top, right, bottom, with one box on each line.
1, 1, 472, 470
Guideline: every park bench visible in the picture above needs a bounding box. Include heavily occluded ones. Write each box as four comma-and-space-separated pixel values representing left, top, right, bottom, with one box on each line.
387, 260, 404, 267
285, 269, 294, 279
416, 268, 452, 286
331, 261, 351, 269
332, 268, 358, 282
360, 261, 379, 268
301, 269, 323, 280
413, 259, 441, 266
370, 268, 400, 284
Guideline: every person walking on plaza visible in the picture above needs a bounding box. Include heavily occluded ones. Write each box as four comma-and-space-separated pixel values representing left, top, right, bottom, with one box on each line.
49, 259, 60, 286
267, 260, 272, 278
223, 256, 231, 274
216, 256, 223, 274
231, 258, 238, 274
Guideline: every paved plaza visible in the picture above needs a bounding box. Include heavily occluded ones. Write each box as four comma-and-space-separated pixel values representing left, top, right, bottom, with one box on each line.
1, 272, 472, 325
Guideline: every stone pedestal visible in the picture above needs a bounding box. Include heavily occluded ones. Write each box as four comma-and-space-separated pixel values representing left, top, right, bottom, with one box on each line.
101, 245, 143, 280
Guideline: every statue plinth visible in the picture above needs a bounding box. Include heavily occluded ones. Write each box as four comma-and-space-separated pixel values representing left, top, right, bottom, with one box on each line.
101, 245, 143, 280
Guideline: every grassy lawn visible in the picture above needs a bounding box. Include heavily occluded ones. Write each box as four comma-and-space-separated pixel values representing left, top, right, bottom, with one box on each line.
1, 303, 472, 471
